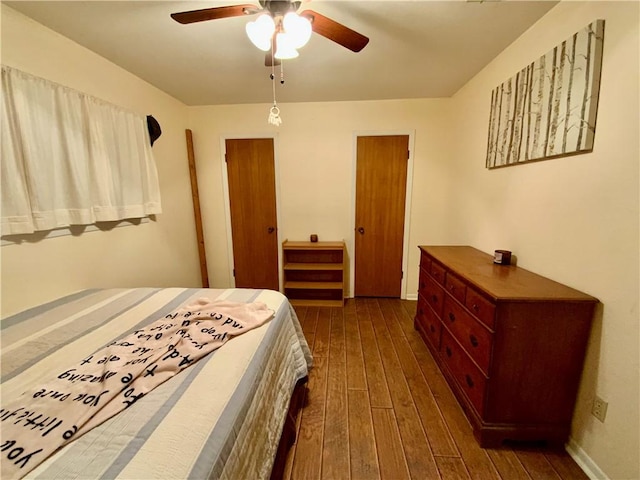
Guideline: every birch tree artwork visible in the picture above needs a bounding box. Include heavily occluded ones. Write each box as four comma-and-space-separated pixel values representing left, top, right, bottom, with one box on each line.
486, 20, 605, 169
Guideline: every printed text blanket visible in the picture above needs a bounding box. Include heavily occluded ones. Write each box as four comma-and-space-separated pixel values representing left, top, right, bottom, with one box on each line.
0, 298, 274, 479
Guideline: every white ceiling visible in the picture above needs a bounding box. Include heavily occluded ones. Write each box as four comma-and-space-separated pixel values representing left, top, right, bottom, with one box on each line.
4, 1, 557, 106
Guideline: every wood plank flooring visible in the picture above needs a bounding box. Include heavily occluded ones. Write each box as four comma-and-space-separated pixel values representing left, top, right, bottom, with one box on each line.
283, 298, 589, 480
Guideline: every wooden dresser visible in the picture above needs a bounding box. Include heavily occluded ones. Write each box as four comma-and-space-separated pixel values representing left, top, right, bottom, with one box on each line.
415, 245, 598, 447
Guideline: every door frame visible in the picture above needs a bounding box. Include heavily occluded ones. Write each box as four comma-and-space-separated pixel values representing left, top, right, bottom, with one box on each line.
350, 130, 415, 299
220, 133, 284, 290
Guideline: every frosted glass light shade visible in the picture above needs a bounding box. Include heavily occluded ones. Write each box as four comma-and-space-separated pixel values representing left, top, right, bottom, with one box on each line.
246, 14, 275, 51
274, 33, 299, 59
282, 12, 312, 49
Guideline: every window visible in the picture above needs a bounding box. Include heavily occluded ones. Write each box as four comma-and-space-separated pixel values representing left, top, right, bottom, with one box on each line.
1, 66, 161, 236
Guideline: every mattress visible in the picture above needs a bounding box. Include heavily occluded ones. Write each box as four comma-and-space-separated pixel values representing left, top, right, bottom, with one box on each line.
0, 287, 312, 479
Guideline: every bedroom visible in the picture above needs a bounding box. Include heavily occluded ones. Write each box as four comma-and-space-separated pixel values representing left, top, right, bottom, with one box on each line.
0, 1, 638, 479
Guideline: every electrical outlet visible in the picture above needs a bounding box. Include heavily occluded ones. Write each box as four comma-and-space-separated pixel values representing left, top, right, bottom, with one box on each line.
592, 396, 608, 422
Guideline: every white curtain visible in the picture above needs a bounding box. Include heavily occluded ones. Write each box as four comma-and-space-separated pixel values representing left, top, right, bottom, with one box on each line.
1, 65, 162, 235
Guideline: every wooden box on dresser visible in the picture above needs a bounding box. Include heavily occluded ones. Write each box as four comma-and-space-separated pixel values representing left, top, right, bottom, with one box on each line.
415, 245, 598, 448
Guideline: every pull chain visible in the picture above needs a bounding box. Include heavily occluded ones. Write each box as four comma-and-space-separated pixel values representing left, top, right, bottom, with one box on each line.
268, 50, 282, 126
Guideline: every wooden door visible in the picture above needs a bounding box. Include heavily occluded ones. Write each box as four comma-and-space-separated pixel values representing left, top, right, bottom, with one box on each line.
225, 138, 279, 290
354, 135, 409, 297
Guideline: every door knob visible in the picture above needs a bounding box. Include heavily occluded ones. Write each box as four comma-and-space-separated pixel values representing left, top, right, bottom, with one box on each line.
358, 227, 365, 234
267, 227, 275, 234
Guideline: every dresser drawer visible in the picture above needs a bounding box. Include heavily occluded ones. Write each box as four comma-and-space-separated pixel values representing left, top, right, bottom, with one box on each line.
445, 272, 467, 304
417, 294, 441, 350
430, 260, 446, 286
443, 295, 493, 376
465, 286, 496, 330
424, 275, 445, 318
441, 329, 487, 417
418, 267, 429, 296
420, 253, 432, 273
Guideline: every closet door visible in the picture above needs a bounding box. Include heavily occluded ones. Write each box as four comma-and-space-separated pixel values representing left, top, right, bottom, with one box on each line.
225, 138, 279, 290
354, 135, 409, 297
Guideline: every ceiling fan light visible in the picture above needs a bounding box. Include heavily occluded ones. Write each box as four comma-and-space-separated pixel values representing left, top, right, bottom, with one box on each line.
246, 13, 275, 51
282, 12, 311, 49
274, 32, 299, 59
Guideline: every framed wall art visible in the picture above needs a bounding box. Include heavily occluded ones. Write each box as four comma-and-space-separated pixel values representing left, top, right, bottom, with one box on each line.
486, 20, 605, 169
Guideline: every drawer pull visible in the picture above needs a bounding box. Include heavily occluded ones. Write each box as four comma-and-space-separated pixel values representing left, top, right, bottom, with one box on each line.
469, 334, 479, 347
429, 324, 435, 333
449, 285, 455, 292
465, 374, 474, 388
472, 303, 479, 312
448, 312, 456, 322
445, 346, 452, 357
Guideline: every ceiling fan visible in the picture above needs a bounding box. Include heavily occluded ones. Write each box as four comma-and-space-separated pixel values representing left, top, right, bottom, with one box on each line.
170, 0, 369, 66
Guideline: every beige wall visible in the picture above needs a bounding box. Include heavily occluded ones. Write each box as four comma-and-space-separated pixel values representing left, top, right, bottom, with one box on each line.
0, 6, 201, 316
188, 99, 453, 297
447, 2, 639, 478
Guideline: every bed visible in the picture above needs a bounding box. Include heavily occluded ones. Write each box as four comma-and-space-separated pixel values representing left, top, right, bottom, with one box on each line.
0, 287, 312, 479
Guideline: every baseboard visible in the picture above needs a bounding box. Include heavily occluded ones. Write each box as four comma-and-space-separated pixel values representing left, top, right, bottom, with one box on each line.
405, 293, 418, 301
566, 437, 608, 480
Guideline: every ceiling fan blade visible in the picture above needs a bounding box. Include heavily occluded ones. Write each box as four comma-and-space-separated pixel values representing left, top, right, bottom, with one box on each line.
171, 4, 257, 25
300, 9, 369, 52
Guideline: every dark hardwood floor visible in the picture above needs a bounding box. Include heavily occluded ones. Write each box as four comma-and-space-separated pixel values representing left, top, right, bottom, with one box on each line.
283, 298, 589, 480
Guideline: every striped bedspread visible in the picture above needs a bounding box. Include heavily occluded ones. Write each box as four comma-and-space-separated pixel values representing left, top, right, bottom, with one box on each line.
0, 288, 312, 479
